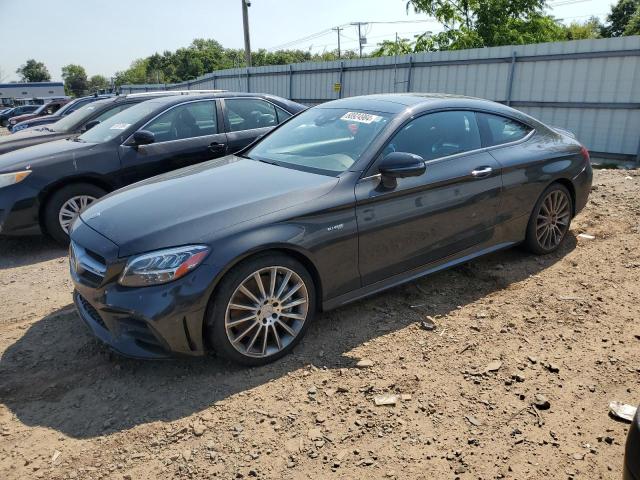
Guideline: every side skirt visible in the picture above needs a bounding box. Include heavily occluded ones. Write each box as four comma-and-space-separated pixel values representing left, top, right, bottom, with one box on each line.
322, 240, 517, 311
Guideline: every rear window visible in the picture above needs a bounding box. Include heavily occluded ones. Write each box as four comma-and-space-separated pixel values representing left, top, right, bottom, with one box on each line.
477, 113, 532, 147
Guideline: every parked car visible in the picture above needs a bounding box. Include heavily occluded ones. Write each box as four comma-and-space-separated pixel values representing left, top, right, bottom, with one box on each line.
6, 99, 70, 130
9, 94, 113, 133
0, 105, 39, 127
625, 406, 640, 480
0, 92, 197, 155
67, 93, 593, 364
0, 92, 304, 243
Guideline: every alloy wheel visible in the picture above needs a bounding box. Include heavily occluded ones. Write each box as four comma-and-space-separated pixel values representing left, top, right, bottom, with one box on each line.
536, 189, 571, 250
225, 266, 309, 359
58, 195, 97, 234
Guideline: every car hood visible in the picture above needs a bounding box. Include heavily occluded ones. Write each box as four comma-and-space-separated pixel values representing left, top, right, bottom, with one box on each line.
9, 113, 37, 123
0, 138, 92, 172
16, 114, 59, 126
80, 156, 340, 257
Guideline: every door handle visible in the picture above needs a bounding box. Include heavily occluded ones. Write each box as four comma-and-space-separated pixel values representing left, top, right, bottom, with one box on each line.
471, 166, 493, 178
209, 142, 226, 154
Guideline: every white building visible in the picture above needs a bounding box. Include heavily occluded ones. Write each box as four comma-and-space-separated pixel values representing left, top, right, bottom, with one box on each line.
0, 82, 66, 105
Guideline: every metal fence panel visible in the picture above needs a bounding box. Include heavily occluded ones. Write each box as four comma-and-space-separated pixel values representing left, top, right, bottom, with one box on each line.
121, 36, 640, 160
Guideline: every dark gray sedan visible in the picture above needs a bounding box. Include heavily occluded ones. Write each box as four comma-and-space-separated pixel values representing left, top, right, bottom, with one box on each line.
69, 93, 592, 365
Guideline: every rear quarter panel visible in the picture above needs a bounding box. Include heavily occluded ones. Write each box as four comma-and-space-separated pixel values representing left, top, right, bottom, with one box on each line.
489, 129, 585, 224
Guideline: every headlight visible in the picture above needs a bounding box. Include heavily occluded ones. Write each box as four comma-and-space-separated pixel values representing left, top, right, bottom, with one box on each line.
119, 245, 210, 287
0, 171, 31, 189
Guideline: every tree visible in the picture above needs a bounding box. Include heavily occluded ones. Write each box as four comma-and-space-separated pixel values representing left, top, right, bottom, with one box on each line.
15, 59, 51, 82
87, 75, 110, 93
61, 64, 88, 97
564, 17, 603, 40
623, 4, 640, 34
406, 0, 567, 50
372, 38, 415, 56
112, 39, 361, 86
601, 0, 640, 37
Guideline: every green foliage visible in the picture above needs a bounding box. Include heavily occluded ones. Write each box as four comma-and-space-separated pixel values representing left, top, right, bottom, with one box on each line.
113, 38, 358, 86
87, 75, 110, 93
601, 0, 640, 37
61, 64, 88, 97
564, 17, 603, 40
623, 4, 640, 34
15, 59, 51, 82
406, 0, 565, 50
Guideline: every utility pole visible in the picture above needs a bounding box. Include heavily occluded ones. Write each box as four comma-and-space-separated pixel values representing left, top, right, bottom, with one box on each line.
350, 22, 368, 58
332, 26, 342, 59
241, 0, 252, 67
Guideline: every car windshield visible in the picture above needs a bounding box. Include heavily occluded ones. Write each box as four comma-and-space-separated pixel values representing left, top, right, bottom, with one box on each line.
54, 99, 80, 116
247, 107, 392, 175
77, 101, 158, 143
32, 104, 49, 115
51, 100, 110, 133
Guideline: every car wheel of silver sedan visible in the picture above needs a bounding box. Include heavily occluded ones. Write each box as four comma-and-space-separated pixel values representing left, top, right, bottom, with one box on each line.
207, 253, 316, 365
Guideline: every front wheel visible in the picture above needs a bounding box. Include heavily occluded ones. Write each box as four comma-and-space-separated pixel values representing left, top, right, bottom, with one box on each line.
43, 183, 106, 245
206, 253, 316, 366
524, 183, 573, 254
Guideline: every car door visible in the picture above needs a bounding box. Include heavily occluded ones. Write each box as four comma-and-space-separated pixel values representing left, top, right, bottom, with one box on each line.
118, 99, 227, 184
221, 97, 288, 152
355, 110, 503, 286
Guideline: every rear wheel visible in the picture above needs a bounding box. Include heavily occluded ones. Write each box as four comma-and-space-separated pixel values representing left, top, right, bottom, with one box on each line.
43, 183, 106, 245
524, 183, 573, 254
206, 253, 316, 366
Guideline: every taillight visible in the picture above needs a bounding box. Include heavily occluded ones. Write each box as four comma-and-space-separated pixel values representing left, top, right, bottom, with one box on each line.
580, 145, 590, 163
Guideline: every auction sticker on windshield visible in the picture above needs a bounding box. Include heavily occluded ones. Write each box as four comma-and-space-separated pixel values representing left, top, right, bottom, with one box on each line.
340, 112, 383, 124
109, 123, 131, 130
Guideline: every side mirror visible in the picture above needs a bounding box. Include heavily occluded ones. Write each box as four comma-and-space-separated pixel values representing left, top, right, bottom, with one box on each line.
378, 152, 426, 188
132, 130, 155, 147
83, 120, 100, 132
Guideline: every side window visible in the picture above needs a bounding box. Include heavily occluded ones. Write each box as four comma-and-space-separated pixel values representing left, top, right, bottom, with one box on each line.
225, 98, 277, 132
477, 113, 532, 147
143, 101, 217, 142
275, 106, 292, 123
385, 110, 481, 161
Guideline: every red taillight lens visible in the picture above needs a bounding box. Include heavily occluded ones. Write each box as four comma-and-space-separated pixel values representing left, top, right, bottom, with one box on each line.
580, 145, 590, 163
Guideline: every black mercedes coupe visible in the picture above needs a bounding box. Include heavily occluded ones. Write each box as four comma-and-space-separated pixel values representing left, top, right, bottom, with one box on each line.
69, 93, 592, 365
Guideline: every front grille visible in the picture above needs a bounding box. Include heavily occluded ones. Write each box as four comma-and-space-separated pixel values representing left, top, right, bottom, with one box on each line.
77, 294, 107, 330
70, 241, 107, 287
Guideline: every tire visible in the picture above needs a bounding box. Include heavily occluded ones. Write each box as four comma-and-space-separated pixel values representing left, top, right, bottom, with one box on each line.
43, 183, 106, 245
206, 252, 316, 366
524, 183, 573, 255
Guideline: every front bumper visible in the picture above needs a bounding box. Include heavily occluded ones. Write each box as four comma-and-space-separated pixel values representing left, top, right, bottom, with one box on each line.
70, 218, 215, 359
624, 406, 640, 480
0, 182, 42, 236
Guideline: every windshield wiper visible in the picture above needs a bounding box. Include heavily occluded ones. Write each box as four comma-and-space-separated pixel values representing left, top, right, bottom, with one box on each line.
256, 158, 280, 166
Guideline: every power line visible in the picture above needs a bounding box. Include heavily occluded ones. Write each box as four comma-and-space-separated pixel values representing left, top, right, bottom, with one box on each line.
266, 19, 436, 51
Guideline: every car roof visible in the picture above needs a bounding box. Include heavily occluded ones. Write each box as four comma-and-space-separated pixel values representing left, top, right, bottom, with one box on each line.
137, 91, 284, 108
316, 93, 515, 115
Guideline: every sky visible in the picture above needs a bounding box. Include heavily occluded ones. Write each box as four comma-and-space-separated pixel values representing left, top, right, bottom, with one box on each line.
0, 0, 617, 82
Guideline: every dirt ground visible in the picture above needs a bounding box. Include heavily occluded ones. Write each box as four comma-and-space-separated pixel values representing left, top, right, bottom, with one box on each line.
0, 169, 638, 480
